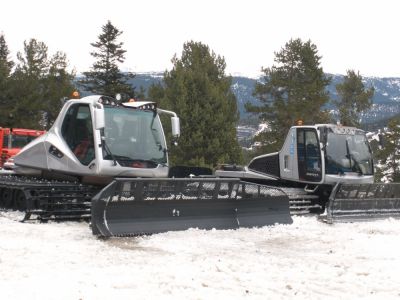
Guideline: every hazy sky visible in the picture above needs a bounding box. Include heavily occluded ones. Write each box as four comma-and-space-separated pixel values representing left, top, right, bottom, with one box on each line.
1, 0, 399, 77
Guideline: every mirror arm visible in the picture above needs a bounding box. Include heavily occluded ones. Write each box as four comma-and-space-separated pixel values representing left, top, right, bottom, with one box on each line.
156, 108, 177, 118
157, 108, 180, 145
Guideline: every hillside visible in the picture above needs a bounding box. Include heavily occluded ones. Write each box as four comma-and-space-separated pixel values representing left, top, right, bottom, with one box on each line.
129, 73, 400, 125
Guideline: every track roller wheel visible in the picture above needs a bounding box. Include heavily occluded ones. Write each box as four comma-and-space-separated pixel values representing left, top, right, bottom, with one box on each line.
14, 190, 27, 211
0, 187, 4, 207
1, 188, 14, 209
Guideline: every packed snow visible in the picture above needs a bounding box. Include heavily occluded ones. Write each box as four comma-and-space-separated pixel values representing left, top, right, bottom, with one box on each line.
1, 211, 400, 299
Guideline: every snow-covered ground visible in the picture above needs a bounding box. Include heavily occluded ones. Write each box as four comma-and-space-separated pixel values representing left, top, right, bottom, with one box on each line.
1, 211, 400, 300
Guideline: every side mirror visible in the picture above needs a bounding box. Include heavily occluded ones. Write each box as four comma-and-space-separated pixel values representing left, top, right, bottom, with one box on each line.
94, 106, 105, 130
171, 116, 180, 138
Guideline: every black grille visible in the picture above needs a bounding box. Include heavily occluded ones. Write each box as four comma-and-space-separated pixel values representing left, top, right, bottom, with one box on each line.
248, 153, 280, 178
91, 177, 292, 236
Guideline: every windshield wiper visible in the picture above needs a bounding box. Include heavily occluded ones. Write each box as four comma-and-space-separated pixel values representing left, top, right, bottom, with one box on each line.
345, 140, 363, 175
102, 138, 118, 166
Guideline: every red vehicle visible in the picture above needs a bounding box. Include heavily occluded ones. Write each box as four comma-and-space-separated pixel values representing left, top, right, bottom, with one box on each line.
0, 127, 45, 168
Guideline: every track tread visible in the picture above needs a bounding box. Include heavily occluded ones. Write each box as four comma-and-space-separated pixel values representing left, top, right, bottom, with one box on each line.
0, 175, 99, 221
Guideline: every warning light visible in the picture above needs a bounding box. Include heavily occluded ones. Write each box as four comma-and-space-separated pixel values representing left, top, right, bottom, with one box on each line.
72, 91, 80, 99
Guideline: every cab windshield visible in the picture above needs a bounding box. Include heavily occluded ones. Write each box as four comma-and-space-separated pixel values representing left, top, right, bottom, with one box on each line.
103, 106, 167, 165
325, 129, 373, 175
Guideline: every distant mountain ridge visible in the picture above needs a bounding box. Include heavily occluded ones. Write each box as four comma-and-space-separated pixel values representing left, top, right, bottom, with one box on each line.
125, 72, 400, 125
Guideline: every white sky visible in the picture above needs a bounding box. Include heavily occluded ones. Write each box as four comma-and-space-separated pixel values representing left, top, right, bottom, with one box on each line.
1, 0, 399, 78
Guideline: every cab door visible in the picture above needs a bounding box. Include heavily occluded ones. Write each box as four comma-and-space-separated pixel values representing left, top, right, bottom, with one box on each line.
60, 103, 96, 166
297, 128, 322, 182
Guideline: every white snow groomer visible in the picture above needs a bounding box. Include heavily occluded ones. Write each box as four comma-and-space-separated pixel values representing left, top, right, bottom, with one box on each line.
216, 124, 400, 223
0, 95, 292, 236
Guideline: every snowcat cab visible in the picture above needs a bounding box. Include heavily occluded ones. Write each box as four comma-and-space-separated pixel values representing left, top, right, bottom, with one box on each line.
13, 95, 180, 183
216, 124, 374, 187
250, 124, 374, 186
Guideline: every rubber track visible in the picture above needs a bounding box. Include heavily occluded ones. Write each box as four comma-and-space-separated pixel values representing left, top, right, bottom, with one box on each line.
0, 175, 99, 221
280, 187, 322, 215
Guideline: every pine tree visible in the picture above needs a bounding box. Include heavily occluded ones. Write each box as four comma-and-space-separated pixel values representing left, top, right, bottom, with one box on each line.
246, 38, 331, 153
149, 41, 242, 168
9, 39, 75, 128
80, 20, 134, 97
334, 70, 374, 127
42, 52, 76, 128
374, 118, 400, 182
9, 39, 49, 127
0, 34, 14, 124
0, 34, 13, 77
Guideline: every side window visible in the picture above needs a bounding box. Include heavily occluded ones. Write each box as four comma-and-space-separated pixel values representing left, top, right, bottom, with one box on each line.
61, 104, 95, 165
284, 155, 290, 170
305, 131, 321, 173
297, 130, 305, 163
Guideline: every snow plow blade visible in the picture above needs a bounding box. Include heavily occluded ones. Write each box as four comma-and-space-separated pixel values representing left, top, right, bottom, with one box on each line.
91, 178, 292, 237
326, 183, 400, 223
